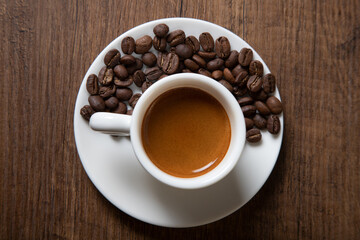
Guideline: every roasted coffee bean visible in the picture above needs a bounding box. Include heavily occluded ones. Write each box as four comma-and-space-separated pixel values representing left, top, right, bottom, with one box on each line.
105, 96, 119, 110
241, 105, 256, 117
246, 128, 262, 143
98, 66, 113, 85
153, 23, 169, 38
255, 101, 271, 115
185, 36, 200, 53
199, 32, 214, 52
192, 54, 206, 68
249, 89, 268, 101
175, 44, 193, 59
177, 61, 185, 73
212, 70, 223, 80
219, 80, 233, 92
162, 52, 180, 74
126, 109, 133, 115
247, 75, 263, 92
169, 47, 176, 54
249, 60, 264, 76
157, 52, 167, 68
166, 29, 185, 46
232, 64, 246, 77
235, 70, 249, 87
121, 37, 135, 54
153, 36, 167, 52
207, 58, 224, 71
133, 70, 145, 87
197, 51, 217, 60
233, 86, 247, 97
184, 59, 199, 71
253, 114, 267, 129
129, 93, 142, 108
116, 87, 133, 101
145, 66, 163, 82
99, 85, 116, 98
198, 68, 212, 78
104, 49, 120, 68
238, 96, 254, 106
112, 102, 127, 114
223, 68, 236, 84
267, 115, 280, 134
215, 36, 231, 59
245, 118, 254, 130
114, 65, 128, 80
263, 73, 276, 93
182, 69, 192, 73
80, 105, 95, 120
266, 96, 283, 114
135, 35, 152, 54
126, 58, 143, 75
225, 50, 239, 68
120, 55, 136, 65
114, 76, 133, 87
86, 74, 99, 95
238, 48, 253, 67
159, 74, 168, 80
88, 95, 105, 111
142, 52, 157, 67
141, 81, 152, 92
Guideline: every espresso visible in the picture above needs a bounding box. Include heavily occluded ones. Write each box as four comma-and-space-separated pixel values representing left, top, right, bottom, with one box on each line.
141, 87, 231, 178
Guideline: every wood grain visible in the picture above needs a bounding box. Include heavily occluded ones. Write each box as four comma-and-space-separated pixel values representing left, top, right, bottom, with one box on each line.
1, 0, 359, 239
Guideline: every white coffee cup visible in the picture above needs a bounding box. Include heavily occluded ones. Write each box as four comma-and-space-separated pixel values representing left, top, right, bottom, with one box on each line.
90, 73, 246, 189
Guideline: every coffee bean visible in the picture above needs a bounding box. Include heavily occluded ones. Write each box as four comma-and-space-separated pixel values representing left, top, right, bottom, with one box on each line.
207, 58, 224, 71
104, 49, 120, 68
126, 58, 143, 75
175, 44, 193, 59
159, 74, 168, 80
219, 80, 233, 92
241, 105, 256, 117
162, 52, 180, 74
157, 52, 167, 68
120, 55, 136, 65
114, 76, 133, 87
114, 65, 128, 80
233, 86, 247, 98
253, 114, 267, 129
80, 105, 95, 120
215, 36, 231, 59
184, 59, 199, 71
88, 95, 105, 111
98, 66, 113, 85
192, 54, 206, 68
267, 115, 280, 134
135, 35, 152, 54
245, 118, 254, 130
249, 89, 268, 101
235, 70, 249, 87
153, 36, 167, 52
121, 37, 135, 54
238, 96, 254, 106
166, 29, 185, 47
249, 60, 264, 76
225, 50, 239, 68
116, 87, 133, 101
266, 96, 283, 114
99, 85, 116, 98
142, 52, 157, 67
141, 81, 152, 92
232, 64, 246, 77
185, 36, 200, 53
182, 69, 192, 73
199, 32, 214, 52
145, 66, 163, 82
197, 51, 216, 62
126, 109, 133, 115
169, 47, 176, 54
238, 48, 253, 67
177, 61, 185, 73
247, 75, 263, 92
129, 93, 142, 108
263, 73, 276, 93
198, 68, 212, 78
86, 74, 99, 95
105, 96, 119, 110
223, 68, 236, 84
246, 128, 262, 142
153, 23, 169, 38
212, 70, 223, 80
112, 102, 127, 114
133, 70, 145, 87
255, 101, 271, 116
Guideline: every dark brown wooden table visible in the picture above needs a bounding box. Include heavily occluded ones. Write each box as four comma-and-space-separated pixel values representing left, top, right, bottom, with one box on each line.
1, 0, 359, 239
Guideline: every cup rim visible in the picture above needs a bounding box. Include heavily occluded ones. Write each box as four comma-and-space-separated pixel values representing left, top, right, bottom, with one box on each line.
130, 73, 246, 189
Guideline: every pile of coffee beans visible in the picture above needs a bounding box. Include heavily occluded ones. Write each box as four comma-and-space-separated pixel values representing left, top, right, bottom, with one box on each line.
80, 23, 283, 143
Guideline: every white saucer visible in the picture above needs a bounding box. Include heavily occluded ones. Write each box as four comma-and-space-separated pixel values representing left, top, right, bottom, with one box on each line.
74, 18, 283, 228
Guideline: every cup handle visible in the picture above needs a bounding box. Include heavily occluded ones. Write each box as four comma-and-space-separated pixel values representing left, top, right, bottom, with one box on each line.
89, 112, 131, 136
